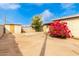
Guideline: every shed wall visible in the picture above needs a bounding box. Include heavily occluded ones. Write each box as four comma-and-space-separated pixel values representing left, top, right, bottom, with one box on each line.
5, 25, 21, 33
61, 17, 79, 38
14, 25, 21, 33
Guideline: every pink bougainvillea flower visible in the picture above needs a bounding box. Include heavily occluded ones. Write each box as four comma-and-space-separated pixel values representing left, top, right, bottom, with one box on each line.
48, 20, 72, 38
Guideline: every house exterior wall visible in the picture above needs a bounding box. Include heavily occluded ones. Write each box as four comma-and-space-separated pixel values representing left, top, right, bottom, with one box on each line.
14, 25, 21, 33
5, 24, 21, 33
61, 17, 79, 38
5, 25, 10, 33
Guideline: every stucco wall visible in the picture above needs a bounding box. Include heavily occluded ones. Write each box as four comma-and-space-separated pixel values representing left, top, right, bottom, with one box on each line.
5, 25, 21, 33
14, 25, 21, 33
5, 25, 10, 33
0, 25, 4, 38
61, 17, 79, 38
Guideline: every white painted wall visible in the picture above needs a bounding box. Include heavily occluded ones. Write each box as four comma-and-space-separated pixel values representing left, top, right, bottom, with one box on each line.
5, 25, 10, 33
5, 24, 21, 33
14, 25, 21, 33
61, 17, 79, 38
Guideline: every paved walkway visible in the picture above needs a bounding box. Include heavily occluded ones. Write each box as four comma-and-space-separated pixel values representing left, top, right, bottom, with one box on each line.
0, 32, 79, 56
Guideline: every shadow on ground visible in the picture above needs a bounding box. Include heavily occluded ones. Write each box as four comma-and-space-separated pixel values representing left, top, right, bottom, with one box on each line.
49, 35, 67, 39
0, 33, 22, 56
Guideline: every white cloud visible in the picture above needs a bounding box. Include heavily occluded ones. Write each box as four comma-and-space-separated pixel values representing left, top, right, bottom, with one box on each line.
41, 9, 54, 23
61, 3, 75, 9
0, 3, 21, 10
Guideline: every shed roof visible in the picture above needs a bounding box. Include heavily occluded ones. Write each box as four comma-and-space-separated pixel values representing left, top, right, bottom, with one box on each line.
43, 14, 79, 25
5, 24, 21, 26
53, 14, 79, 21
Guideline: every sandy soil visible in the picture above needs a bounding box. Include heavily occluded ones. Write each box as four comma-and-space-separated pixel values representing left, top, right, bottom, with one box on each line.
0, 32, 79, 56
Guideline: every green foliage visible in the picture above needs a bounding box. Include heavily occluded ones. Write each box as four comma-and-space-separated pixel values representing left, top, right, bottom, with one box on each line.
31, 15, 42, 32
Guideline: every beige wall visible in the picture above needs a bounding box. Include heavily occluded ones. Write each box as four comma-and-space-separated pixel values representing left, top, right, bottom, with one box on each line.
5, 25, 10, 33
0, 25, 4, 37
14, 25, 21, 33
5, 25, 21, 33
61, 17, 79, 38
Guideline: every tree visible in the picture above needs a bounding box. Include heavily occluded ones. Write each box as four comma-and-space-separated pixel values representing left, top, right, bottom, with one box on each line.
31, 15, 42, 32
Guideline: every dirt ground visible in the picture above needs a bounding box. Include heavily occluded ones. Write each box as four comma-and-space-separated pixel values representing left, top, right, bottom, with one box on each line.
0, 32, 79, 56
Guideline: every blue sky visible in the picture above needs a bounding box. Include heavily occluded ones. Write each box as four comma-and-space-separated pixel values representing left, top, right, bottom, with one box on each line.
0, 3, 79, 25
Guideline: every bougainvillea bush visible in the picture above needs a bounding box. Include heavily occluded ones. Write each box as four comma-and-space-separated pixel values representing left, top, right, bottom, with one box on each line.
48, 20, 72, 38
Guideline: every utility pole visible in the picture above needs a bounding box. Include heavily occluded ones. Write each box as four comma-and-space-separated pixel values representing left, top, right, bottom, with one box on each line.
3, 16, 6, 33
4, 16, 6, 25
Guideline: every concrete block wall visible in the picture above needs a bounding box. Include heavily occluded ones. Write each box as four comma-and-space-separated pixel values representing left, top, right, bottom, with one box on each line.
0, 25, 4, 38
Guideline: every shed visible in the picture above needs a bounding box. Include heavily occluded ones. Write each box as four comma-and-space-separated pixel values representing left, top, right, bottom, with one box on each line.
43, 14, 79, 38
53, 14, 79, 38
5, 24, 22, 33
